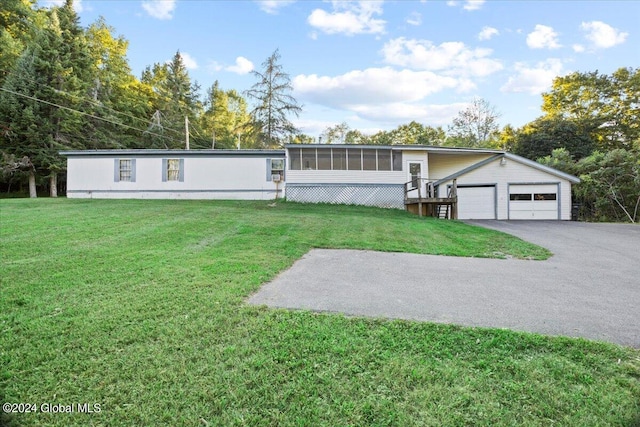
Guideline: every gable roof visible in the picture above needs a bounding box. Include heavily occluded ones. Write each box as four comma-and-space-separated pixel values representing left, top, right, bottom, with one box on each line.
434, 152, 580, 185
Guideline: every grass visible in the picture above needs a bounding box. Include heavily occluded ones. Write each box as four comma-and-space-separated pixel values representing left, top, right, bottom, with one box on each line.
1, 198, 638, 426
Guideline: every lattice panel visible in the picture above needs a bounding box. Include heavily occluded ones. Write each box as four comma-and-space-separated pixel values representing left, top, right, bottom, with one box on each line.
286, 185, 404, 209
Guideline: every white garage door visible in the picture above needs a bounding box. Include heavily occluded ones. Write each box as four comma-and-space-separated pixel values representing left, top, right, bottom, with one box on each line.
457, 186, 496, 219
509, 184, 559, 220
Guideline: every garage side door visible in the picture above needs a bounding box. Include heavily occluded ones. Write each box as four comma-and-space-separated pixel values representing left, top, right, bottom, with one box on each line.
509, 184, 558, 220
457, 186, 496, 219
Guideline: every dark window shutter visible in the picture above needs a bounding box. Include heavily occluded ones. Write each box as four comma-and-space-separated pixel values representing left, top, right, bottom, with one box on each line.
178, 159, 185, 182
114, 159, 120, 182
130, 159, 136, 182
266, 158, 272, 181
162, 159, 168, 182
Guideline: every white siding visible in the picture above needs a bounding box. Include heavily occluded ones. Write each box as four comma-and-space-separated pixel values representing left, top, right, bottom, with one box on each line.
438, 157, 574, 220
428, 153, 493, 181
66, 155, 283, 200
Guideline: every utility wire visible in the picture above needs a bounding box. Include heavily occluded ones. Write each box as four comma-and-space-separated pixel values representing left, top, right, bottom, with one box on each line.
0, 68, 185, 137
0, 87, 177, 143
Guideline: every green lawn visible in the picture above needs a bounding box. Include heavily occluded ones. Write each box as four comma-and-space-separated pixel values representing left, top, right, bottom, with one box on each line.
1, 199, 638, 426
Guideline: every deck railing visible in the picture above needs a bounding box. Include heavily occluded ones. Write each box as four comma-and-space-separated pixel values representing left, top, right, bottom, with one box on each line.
404, 178, 458, 219
403, 178, 437, 200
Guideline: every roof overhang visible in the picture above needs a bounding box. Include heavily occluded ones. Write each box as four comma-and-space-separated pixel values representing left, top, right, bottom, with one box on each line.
283, 143, 504, 155
60, 149, 285, 157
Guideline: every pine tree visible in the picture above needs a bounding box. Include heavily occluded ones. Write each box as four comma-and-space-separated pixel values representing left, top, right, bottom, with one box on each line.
141, 52, 202, 148
0, 1, 92, 196
245, 49, 302, 148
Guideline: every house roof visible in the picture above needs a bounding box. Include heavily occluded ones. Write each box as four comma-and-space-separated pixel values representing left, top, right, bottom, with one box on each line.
60, 149, 285, 157
433, 152, 581, 185
284, 143, 505, 155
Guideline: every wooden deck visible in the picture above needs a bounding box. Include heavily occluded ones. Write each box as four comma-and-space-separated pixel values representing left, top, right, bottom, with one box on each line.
404, 179, 458, 219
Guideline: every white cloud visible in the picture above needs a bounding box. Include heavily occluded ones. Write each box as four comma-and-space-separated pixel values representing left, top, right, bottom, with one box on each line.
446, 0, 485, 11
580, 21, 628, 49
292, 67, 478, 126
573, 44, 585, 53
501, 59, 565, 95
179, 52, 198, 70
256, 0, 296, 14
526, 24, 561, 49
294, 67, 464, 108
226, 57, 254, 75
294, 118, 341, 137
207, 61, 223, 73
307, 1, 385, 36
463, 0, 485, 11
350, 102, 468, 125
207, 57, 255, 75
478, 26, 499, 41
406, 11, 422, 26
142, 0, 176, 20
381, 37, 503, 77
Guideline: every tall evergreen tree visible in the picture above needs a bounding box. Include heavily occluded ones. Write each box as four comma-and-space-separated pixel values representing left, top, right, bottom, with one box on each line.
0, 1, 92, 196
245, 49, 302, 148
141, 52, 202, 148
0, 0, 38, 87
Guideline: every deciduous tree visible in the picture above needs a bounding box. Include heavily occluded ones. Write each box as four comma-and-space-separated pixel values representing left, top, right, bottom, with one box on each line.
514, 116, 594, 160
447, 98, 501, 147
84, 17, 154, 149
321, 122, 350, 144
200, 81, 251, 149
542, 68, 639, 150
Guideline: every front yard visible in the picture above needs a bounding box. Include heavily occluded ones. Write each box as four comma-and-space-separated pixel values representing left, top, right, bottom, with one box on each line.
1, 199, 638, 426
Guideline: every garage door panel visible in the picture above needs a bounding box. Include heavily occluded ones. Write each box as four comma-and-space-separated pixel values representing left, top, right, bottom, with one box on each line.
457, 186, 495, 220
509, 184, 558, 220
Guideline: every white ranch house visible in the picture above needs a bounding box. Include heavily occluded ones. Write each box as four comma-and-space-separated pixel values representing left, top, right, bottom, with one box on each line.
61, 144, 580, 220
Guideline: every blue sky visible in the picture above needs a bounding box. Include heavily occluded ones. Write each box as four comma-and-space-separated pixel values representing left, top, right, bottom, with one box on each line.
41, 0, 638, 138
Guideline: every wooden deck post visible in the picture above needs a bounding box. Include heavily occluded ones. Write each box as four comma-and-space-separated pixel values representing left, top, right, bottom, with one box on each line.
417, 181, 423, 217
452, 179, 458, 220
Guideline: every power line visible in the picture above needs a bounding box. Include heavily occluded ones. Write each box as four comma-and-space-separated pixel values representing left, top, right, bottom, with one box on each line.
0, 68, 185, 137
0, 87, 177, 143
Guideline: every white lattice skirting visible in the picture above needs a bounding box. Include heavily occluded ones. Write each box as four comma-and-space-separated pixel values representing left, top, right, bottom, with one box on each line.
285, 184, 405, 209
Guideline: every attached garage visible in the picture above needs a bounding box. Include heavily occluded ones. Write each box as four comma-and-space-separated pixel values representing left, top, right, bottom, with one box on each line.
456, 185, 496, 219
509, 184, 559, 220
434, 153, 579, 220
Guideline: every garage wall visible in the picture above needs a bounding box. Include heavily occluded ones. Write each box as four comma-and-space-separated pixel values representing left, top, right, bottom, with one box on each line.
437, 157, 574, 220
428, 153, 493, 181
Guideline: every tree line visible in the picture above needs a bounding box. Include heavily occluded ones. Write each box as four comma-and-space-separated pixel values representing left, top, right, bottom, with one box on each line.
1, 0, 301, 197
1, 1, 637, 222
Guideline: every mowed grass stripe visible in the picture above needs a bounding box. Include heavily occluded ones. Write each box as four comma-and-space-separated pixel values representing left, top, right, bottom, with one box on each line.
1, 199, 638, 427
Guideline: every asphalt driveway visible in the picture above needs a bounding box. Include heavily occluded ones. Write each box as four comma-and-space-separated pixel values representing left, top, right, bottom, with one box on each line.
248, 221, 640, 347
